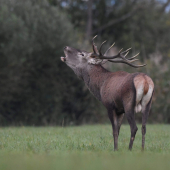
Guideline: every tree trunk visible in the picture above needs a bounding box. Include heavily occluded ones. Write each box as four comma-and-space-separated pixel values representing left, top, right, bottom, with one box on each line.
86, 0, 93, 41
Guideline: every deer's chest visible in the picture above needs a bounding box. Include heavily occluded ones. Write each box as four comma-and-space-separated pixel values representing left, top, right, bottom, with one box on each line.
100, 79, 124, 110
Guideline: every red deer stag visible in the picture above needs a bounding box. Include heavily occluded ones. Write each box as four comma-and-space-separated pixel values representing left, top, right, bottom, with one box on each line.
61, 36, 154, 151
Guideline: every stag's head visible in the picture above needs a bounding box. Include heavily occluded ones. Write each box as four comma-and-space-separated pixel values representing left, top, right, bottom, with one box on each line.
61, 35, 146, 70
61, 46, 96, 69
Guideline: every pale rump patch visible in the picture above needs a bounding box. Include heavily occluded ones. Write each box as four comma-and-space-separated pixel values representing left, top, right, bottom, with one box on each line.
134, 75, 145, 105
134, 75, 154, 113
141, 76, 154, 108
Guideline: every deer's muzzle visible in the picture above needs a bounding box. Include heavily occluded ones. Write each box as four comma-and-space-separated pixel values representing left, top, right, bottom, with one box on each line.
61, 56, 66, 62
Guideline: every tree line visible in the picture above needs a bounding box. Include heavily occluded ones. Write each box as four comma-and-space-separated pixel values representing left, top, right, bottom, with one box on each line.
0, 0, 170, 125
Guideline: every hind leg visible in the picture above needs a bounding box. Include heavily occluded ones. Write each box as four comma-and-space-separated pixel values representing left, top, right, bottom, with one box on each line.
127, 112, 138, 150
141, 99, 152, 151
125, 107, 138, 150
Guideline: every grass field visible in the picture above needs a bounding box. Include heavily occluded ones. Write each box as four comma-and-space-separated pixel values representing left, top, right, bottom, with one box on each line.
0, 124, 170, 170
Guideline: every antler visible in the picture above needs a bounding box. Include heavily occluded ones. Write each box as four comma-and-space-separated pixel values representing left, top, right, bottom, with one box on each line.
92, 35, 99, 55
91, 35, 146, 68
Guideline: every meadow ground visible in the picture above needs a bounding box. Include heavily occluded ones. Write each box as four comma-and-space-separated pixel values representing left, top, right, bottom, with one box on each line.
0, 124, 169, 170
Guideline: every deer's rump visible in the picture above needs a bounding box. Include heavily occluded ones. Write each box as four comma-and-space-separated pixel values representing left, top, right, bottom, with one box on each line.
134, 73, 154, 113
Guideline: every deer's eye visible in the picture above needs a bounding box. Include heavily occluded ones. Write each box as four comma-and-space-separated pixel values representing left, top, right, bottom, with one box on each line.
80, 53, 84, 56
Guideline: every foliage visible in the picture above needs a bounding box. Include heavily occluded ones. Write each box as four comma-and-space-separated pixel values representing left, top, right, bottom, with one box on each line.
0, 0, 103, 125
0, 125, 170, 170
0, 0, 170, 125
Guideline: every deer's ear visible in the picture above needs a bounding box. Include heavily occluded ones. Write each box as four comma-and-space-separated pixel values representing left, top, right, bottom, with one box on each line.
89, 52, 98, 59
90, 55, 96, 58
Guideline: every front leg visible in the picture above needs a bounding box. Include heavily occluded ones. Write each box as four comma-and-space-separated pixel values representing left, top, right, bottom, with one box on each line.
108, 109, 119, 151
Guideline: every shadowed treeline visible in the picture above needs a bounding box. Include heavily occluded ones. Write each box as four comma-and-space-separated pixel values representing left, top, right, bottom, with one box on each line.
0, 0, 170, 125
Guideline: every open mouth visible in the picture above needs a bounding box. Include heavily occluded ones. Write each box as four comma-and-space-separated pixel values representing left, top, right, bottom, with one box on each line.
61, 48, 68, 62
61, 56, 66, 62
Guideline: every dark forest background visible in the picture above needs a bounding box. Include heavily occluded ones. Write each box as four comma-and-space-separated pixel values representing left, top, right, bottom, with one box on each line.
0, 0, 170, 126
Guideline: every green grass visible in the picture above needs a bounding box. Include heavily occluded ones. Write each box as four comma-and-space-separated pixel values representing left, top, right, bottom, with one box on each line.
0, 124, 170, 170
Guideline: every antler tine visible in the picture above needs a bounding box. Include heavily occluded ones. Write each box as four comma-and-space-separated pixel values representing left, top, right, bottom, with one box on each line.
99, 40, 107, 55
124, 51, 129, 58
108, 59, 146, 68
129, 59, 139, 63
119, 48, 123, 53
117, 50, 145, 67
92, 35, 98, 41
94, 47, 131, 60
127, 52, 140, 60
92, 35, 99, 55
117, 47, 131, 60
121, 48, 132, 54
117, 48, 139, 63
104, 42, 115, 55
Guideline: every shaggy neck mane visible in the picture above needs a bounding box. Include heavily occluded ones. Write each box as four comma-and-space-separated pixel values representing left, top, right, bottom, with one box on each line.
80, 64, 109, 101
